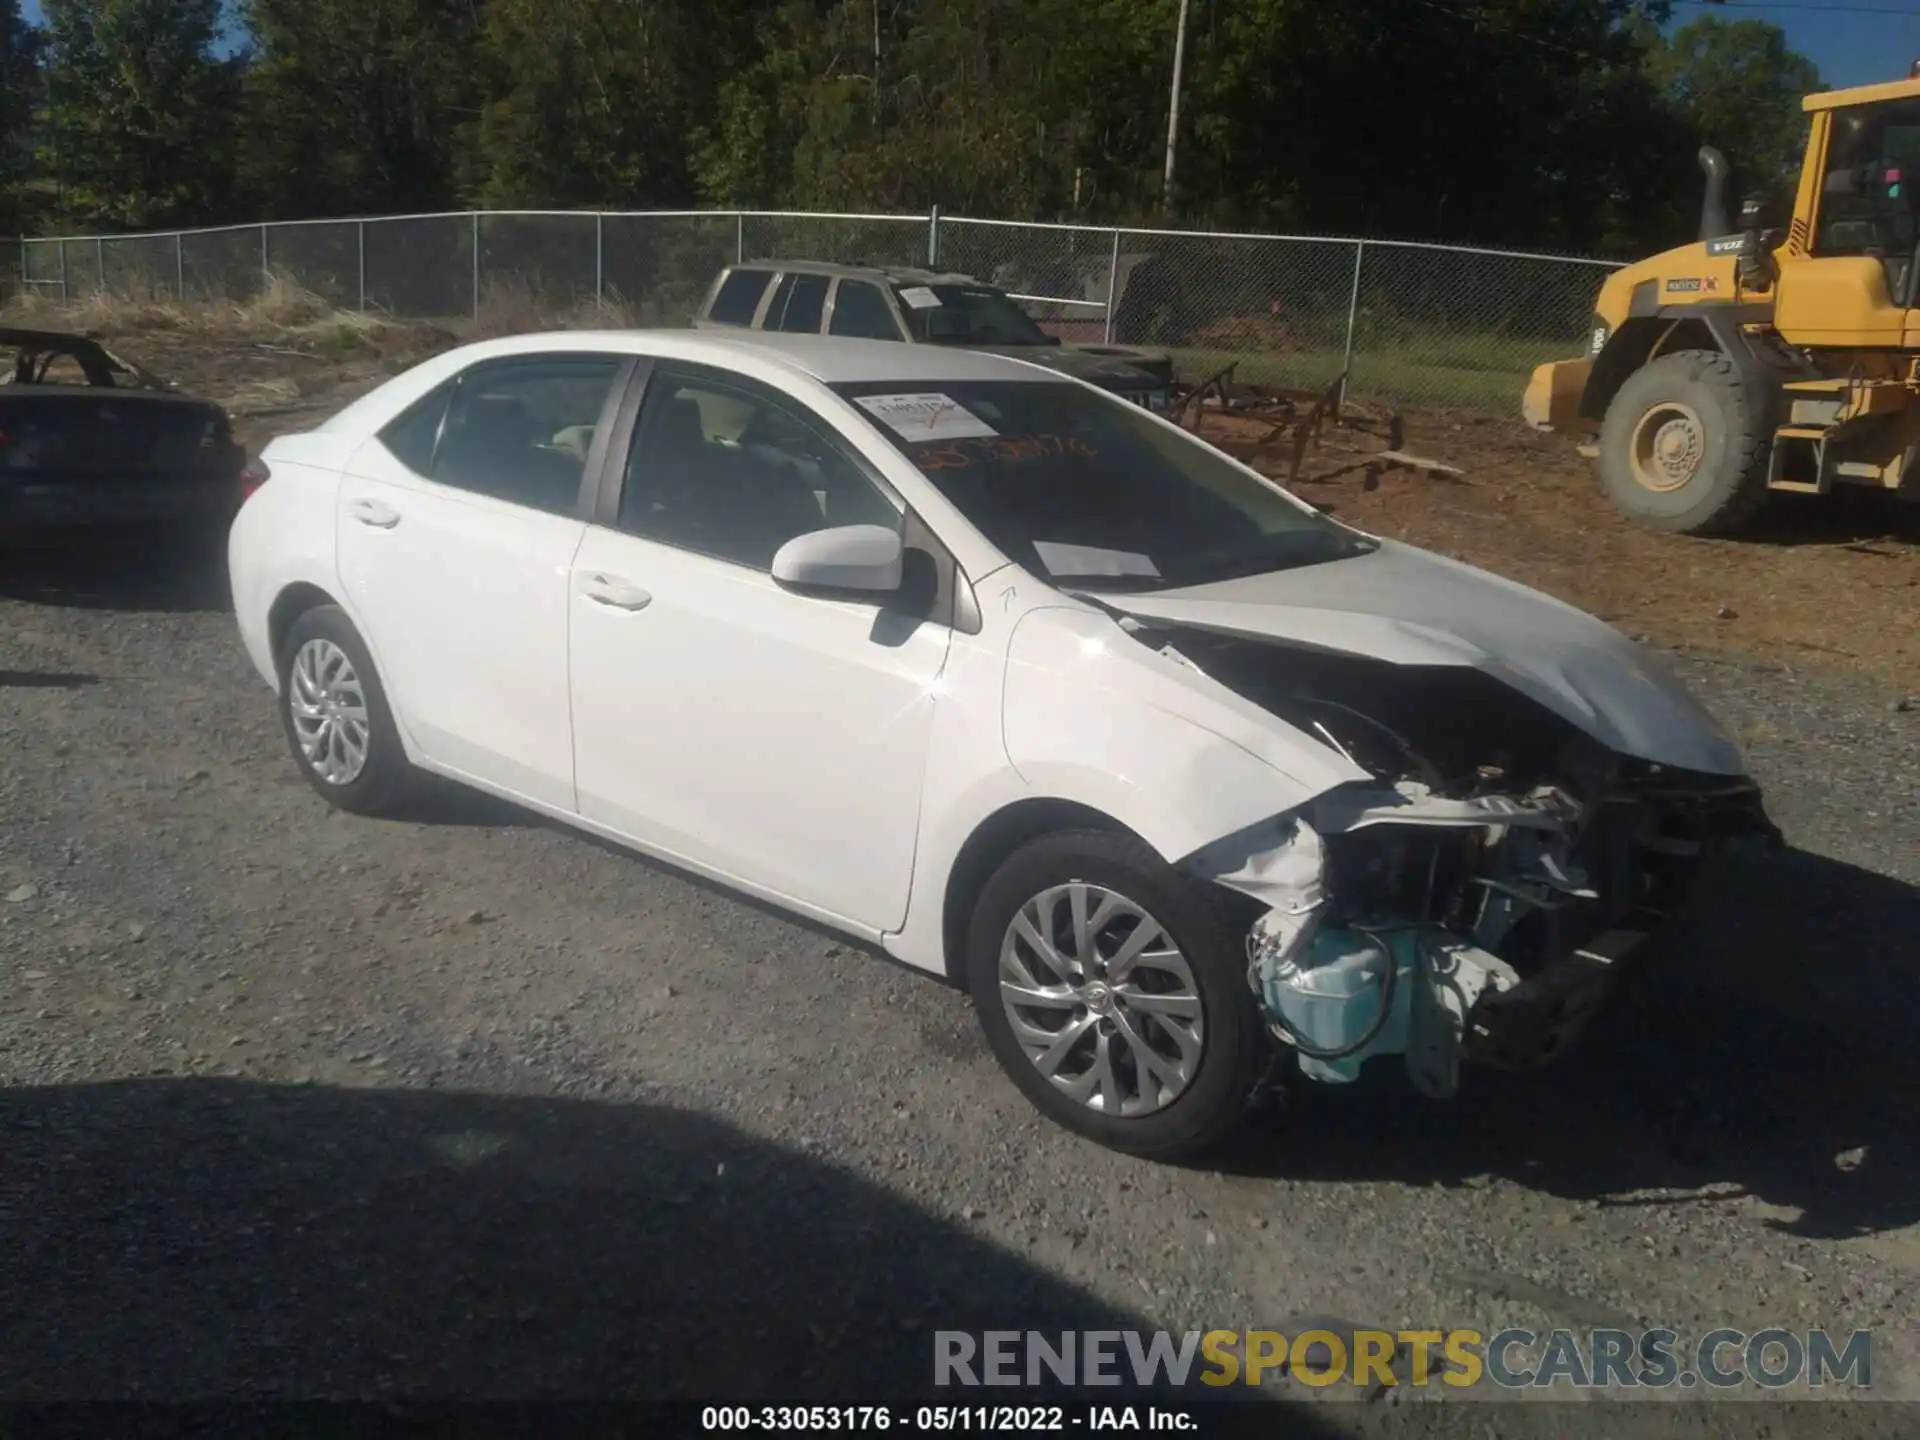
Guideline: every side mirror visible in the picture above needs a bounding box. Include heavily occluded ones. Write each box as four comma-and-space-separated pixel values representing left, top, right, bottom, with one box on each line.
1739, 191, 1787, 230
1736, 193, 1785, 291
770, 523, 904, 594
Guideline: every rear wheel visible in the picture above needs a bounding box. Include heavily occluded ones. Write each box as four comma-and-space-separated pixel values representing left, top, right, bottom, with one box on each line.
276, 605, 416, 816
1597, 349, 1772, 535
966, 829, 1265, 1159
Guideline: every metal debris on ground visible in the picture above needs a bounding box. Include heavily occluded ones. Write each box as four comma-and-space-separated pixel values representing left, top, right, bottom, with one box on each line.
1169, 365, 1465, 486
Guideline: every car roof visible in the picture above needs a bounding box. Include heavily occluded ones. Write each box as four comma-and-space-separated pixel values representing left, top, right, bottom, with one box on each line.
314, 328, 1076, 441
441, 329, 1073, 386
728, 259, 984, 288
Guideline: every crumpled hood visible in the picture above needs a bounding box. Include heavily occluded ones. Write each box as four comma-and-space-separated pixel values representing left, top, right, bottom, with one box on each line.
1091, 539, 1749, 777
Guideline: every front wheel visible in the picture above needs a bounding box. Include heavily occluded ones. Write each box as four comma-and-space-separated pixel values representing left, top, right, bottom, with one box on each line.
965, 829, 1266, 1159
1597, 348, 1772, 535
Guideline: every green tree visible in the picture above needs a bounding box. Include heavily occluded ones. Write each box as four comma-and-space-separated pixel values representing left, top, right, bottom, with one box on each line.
1645, 15, 1822, 210
40, 0, 238, 228
688, 0, 1728, 254
240, 0, 481, 218
462, 0, 767, 209
0, 0, 38, 233
694, 0, 1171, 219
1164, 0, 1691, 249
5, 0, 1829, 264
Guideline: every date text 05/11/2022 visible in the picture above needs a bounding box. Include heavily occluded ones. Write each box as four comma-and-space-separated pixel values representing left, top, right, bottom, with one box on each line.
700, 1405, 1196, 1432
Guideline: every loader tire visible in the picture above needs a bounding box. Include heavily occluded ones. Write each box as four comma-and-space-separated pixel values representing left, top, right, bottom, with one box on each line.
1597, 349, 1772, 535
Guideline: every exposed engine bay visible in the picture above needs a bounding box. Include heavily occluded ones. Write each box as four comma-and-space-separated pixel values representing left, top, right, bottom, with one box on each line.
1135, 619, 1781, 1097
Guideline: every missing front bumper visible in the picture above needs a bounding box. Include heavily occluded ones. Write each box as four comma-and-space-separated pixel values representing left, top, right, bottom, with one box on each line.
1459, 924, 1649, 1071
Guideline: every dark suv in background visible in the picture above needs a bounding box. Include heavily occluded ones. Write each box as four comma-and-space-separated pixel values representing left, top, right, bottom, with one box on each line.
693, 260, 1174, 410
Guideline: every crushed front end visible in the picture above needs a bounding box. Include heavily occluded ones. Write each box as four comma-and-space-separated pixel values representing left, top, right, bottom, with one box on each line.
1163, 629, 1779, 1097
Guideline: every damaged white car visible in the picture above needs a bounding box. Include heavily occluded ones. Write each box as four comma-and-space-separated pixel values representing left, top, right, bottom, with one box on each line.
228, 330, 1778, 1158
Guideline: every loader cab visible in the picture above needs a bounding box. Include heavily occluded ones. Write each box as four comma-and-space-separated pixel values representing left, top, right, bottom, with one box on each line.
1774, 81, 1920, 347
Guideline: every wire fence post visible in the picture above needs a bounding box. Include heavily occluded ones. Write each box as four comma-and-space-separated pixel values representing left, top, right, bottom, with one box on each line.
927, 205, 940, 268
174, 232, 185, 302
471, 213, 481, 317
1103, 229, 1122, 345
259, 226, 269, 294
594, 213, 605, 306
58, 240, 68, 305
1339, 239, 1366, 407
95, 236, 104, 297
357, 220, 367, 311
735, 212, 745, 264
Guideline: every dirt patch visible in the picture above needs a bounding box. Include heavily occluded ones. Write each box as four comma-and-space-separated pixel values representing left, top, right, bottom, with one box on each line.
1200, 406, 1920, 695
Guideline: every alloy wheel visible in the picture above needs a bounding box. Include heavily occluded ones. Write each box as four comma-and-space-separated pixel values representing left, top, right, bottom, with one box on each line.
997, 882, 1204, 1117
287, 637, 371, 786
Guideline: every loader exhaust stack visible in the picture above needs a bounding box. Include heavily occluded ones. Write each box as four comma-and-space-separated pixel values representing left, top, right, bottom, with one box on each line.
1698, 146, 1732, 241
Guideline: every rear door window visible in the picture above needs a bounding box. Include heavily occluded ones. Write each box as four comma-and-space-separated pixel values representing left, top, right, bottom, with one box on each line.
829, 281, 905, 340
378, 357, 623, 516
378, 382, 453, 475
765, 273, 830, 334
708, 268, 775, 327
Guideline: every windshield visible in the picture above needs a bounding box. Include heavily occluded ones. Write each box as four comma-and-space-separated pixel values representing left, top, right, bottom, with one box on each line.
894, 284, 1053, 347
833, 379, 1373, 591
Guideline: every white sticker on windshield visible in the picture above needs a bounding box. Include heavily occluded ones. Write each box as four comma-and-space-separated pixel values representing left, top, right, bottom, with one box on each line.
898, 286, 942, 310
1032, 542, 1161, 580
855, 392, 999, 441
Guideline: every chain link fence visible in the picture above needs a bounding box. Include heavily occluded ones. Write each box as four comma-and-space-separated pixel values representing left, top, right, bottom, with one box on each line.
11, 209, 1619, 412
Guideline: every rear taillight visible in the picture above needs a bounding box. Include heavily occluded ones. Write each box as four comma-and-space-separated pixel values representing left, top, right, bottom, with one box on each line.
239, 456, 270, 499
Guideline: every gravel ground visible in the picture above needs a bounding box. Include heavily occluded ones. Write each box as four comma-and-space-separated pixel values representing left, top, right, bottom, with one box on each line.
1, 536, 1916, 1436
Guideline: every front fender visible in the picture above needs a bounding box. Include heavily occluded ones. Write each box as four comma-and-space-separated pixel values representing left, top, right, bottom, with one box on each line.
1000, 606, 1365, 861
1523, 356, 1591, 432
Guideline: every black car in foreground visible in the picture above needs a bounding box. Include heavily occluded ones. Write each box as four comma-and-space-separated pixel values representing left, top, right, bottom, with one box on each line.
1, 328, 255, 547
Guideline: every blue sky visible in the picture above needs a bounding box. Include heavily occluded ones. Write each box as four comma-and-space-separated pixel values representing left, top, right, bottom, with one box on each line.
1670, 0, 1920, 87
17, 0, 1920, 90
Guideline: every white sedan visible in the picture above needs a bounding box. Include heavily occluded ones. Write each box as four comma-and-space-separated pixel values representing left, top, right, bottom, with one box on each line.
229, 330, 1777, 1157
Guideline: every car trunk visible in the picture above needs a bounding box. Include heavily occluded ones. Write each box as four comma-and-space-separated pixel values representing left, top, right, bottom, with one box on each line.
0, 390, 245, 528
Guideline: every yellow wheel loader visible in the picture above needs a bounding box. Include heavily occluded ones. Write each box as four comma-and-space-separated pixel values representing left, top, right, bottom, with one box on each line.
1524, 67, 1920, 534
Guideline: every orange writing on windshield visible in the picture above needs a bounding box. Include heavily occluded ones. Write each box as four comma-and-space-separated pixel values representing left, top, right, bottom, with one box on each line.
914, 435, 1100, 471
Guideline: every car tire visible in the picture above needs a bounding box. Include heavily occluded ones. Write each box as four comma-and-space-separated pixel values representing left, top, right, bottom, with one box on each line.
276, 604, 416, 817
1597, 349, 1772, 535
966, 828, 1266, 1160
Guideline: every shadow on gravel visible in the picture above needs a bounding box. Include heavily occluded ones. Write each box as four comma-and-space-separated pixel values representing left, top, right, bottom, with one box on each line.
1737, 487, 1920, 550
0, 668, 99, 688
0, 531, 231, 613
0, 1078, 1318, 1421
383, 774, 537, 829
1220, 846, 1920, 1242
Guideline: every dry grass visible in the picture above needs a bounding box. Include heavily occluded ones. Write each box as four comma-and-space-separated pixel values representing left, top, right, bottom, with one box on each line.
5, 272, 369, 339
1, 271, 655, 353
467, 276, 651, 338
0, 273, 657, 434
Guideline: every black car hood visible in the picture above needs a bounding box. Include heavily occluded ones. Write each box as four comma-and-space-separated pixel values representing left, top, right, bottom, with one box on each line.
967, 345, 1163, 388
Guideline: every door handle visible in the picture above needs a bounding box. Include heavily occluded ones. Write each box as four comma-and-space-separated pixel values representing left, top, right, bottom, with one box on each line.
347, 498, 400, 529
581, 574, 653, 611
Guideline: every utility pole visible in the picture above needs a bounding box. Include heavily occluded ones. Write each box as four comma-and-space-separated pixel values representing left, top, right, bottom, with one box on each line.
1161, 0, 1192, 218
